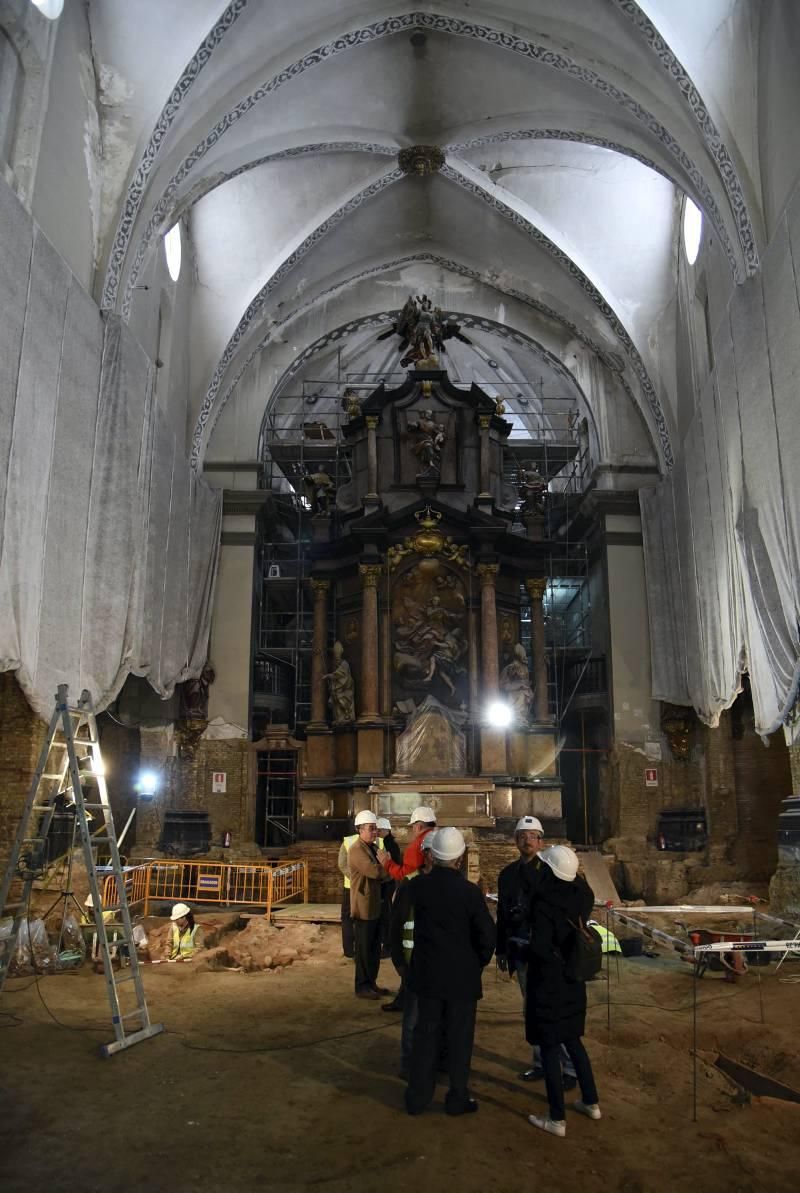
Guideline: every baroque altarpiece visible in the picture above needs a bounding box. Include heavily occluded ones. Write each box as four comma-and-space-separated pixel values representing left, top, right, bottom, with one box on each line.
262, 341, 570, 837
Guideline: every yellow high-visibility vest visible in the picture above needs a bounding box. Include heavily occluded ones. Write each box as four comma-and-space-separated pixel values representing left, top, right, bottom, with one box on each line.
169, 923, 199, 959
587, 920, 622, 954
401, 871, 421, 964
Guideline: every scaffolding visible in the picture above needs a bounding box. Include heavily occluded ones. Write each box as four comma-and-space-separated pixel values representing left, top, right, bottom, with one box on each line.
254, 374, 606, 840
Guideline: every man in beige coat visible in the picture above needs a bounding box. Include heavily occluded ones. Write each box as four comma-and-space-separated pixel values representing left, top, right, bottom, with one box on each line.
349, 810, 393, 1000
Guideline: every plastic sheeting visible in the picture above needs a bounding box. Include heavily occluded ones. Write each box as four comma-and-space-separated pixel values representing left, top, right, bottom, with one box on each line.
0, 178, 221, 719
641, 222, 800, 738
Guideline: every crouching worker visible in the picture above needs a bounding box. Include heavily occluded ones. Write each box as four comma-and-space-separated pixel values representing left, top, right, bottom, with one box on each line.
525, 846, 601, 1137
167, 903, 203, 961
404, 827, 495, 1117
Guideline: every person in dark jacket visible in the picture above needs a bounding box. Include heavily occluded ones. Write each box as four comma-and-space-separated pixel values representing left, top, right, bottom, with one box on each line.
525, 845, 601, 1137
389, 831, 436, 1072
404, 827, 496, 1117
496, 816, 577, 1087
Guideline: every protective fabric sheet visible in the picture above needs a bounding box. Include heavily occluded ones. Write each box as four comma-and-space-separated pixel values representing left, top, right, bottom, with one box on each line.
641, 214, 800, 737
0, 178, 221, 719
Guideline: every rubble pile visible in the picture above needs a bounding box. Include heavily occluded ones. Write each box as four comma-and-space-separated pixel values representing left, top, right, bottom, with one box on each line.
198, 918, 323, 972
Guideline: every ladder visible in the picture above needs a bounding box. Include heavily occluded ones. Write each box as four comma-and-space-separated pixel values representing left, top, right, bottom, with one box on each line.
0, 684, 164, 1056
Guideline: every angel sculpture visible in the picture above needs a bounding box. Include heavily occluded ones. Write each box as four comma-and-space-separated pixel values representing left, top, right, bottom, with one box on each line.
376, 293, 472, 367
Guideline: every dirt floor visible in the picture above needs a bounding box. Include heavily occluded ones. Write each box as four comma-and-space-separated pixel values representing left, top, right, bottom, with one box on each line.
1, 913, 799, 1193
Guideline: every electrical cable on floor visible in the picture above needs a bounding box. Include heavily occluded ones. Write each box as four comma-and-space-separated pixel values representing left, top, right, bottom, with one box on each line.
171, 1017, 399, 1055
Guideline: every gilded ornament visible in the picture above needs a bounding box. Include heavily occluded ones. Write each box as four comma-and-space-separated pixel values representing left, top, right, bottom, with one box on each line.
359, 563, 383, 588
387, 507, 468, 570
525, 578, 547, 601
398, 145, 445, 176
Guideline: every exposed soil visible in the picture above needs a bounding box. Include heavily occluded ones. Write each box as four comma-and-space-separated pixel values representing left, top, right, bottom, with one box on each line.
1, 916, 799, 1193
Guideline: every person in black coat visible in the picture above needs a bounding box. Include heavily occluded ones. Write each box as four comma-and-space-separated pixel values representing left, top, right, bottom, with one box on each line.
404, 827, 496, 1117
525, 845, 601, 1137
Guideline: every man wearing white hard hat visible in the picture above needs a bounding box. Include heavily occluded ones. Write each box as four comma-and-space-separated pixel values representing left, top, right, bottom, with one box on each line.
379, 802, 437, 882
404, 827, 495, 1116
389, 829, 437, 1070
525, 845, 600, 1137
347, 810, 394, 1000
338, 817, 399, 960
496, 816, 577, 1089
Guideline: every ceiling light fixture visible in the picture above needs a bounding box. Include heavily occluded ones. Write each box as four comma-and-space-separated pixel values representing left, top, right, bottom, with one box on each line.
30, 0, 63, 18
682, 197, 703, 265
164, 223, 182, 282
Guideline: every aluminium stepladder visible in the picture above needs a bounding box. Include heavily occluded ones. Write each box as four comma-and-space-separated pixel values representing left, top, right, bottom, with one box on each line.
0, 684, 163, 1055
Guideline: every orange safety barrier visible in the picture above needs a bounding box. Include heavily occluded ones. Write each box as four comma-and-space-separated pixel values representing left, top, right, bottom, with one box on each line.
101, 858, 307, 918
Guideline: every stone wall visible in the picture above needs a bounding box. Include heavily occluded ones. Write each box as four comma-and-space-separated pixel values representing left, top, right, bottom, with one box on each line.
133, 733, 256, 856
606, 707, 791, 901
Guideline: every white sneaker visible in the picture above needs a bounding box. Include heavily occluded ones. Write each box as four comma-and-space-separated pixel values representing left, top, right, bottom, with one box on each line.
573, 1101, 602, 1120
528, 1114, 566, 1137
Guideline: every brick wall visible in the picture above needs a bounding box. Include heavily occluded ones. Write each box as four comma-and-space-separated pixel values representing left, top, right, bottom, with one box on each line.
0, 673, 47, 867
294, 841, 344, 902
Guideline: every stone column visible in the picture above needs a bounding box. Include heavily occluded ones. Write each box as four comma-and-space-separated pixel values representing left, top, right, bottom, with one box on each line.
477, 562, 500, 696
477, 562, 506, 775
526, 578, 549, 721
356, 563, 385, 779
358, 564, 382, 720
478, 415, 492, 499
308, 579, 330, 727
365, 416, 379, 502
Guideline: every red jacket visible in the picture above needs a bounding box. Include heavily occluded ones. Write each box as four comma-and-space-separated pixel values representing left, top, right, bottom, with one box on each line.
384, 827, 435, 880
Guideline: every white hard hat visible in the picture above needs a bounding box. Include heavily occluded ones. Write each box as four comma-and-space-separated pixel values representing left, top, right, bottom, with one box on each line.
354, 810, 378, 827
84, 893, 95, 907
420, 831, 436, 852
539, 845, 579, 883
170, 902, 192, 921
515, 816, 544, 835
409, 805, 436, 825
431, 826, 466, 862
376, 816, 392, 831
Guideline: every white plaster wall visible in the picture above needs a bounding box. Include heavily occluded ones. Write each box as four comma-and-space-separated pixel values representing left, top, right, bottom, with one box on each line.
31, 0, 97, 290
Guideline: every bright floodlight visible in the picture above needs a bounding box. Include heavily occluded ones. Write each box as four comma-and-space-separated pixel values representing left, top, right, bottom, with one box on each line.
31, 0, 64, 18
137, 770, 159, 797
164, 223, 182, 282
682, 197, 702, 265
486, 699, 513, 729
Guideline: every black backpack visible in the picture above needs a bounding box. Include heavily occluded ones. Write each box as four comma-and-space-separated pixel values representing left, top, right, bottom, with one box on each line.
562, 916, 603, 983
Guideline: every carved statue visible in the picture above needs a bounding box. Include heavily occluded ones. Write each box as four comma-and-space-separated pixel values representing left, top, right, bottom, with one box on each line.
407, 409, 446, 474
376, 293, 471, 367
324, 641, 355, 723
392, 589, 466, 702
340, 388, 361, 419
499, 643, 534, 726
303, 468, 335, 516
661, 702, 694, 761
519, 466, 547, 517
180, 661, 215, 719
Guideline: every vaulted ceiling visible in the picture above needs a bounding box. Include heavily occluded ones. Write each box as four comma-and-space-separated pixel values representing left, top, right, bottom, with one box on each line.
86, 1, 762, 473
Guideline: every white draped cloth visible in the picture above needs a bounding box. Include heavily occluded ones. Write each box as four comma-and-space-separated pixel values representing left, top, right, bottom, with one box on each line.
641, 248, 800, 739
0, 177, 221, 719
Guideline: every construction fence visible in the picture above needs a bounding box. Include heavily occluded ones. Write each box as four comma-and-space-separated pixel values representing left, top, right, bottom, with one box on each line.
101, 858, 308, 918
